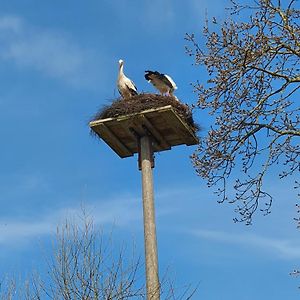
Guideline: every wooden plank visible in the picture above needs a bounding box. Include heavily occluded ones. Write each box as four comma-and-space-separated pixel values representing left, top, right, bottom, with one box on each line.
159, 108, 198, 145
117, 118, 141, 153
90, 105, 175, 127
116, 105, 174, 122
139, 115, 171, 150
92, 123, 133, 158
117, 116, 167, 153
90, 105, 198, 158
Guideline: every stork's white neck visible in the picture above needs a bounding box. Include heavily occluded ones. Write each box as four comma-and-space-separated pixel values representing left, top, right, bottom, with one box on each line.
119, 63, 124, 76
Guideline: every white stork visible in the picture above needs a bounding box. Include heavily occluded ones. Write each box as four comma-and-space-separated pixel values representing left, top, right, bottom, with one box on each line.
145, 70, 177, 96
117, 59, 138, 99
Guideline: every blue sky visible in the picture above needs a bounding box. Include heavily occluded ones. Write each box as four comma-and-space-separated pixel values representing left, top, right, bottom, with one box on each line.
0, 0, 299, 299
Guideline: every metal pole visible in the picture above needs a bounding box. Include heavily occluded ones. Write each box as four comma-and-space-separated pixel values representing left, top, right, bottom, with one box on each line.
140, 135, 160, 300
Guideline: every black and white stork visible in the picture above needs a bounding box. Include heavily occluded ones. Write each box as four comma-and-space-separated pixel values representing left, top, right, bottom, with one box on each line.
144, 70, 177, 96
117, 59, 138, 99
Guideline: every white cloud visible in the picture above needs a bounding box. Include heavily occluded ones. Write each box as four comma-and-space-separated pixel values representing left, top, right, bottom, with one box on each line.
0, 196, 139, 246
6, 35, 83, 80
0, 185, 183, 247
191, 229, 300, 260
0, 15, 22, 33
0, 221, 51, 244
0, 15, 104, 88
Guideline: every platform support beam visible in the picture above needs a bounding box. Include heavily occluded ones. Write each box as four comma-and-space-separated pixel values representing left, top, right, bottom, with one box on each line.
139, 135, 160, 300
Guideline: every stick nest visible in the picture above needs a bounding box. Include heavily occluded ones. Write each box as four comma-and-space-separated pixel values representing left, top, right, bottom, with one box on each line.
91, 94, 199, 132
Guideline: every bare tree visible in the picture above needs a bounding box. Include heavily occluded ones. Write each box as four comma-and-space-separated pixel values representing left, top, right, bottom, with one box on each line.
0, 278, 16, 300
185, 0, 300, 224
0, 215, 143, 300
33, 215, 143, 300
0, 214, 197, 299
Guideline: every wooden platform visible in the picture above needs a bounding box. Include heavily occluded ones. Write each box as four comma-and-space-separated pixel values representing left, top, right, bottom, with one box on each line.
89, 105, 198, 158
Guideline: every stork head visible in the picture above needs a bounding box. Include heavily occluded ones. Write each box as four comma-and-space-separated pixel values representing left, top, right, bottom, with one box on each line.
118, 59, 124, 66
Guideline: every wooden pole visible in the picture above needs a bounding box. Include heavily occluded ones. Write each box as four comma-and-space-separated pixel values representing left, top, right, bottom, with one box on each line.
140, 135, 160, 300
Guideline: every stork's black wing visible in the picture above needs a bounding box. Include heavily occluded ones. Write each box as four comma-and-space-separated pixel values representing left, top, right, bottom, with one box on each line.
144, 70, 173, 89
